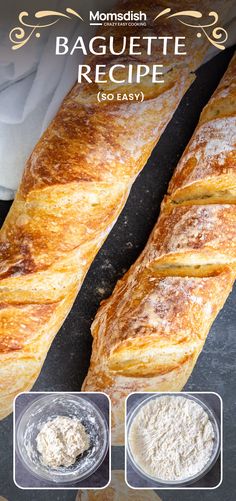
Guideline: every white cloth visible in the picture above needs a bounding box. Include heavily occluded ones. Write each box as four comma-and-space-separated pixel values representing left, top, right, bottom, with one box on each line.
0, 1, 235, 200
0, 0, 114, 200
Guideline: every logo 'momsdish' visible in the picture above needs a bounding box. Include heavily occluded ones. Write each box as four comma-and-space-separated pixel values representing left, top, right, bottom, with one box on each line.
9, 6, 228, 51
90, 10, 147, 25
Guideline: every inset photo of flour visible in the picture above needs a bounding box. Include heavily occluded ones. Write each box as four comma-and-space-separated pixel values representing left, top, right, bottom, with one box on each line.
13, 392, 110, 489
125, 392, 222, 489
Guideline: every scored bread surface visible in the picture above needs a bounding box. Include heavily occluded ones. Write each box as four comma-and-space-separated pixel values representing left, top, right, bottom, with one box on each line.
83, 54, 236, 444
0, 0, 219, 419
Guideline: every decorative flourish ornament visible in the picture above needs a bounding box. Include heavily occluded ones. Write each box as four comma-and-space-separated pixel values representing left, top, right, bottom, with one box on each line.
9, 8, 84, 50
9, 7, 228, 52
154, 9, 228, 50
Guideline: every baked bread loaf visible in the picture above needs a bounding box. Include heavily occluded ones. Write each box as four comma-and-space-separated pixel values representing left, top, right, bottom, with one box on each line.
76, 470, 162, 501
1, 0, 218, 419
82, 54, 236, 444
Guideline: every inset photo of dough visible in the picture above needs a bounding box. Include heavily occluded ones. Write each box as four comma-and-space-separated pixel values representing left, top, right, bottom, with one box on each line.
13, 392, 110, 489
125, 392, 222, 489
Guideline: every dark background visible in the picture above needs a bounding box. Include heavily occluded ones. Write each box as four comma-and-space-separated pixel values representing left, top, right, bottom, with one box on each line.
0, 47, 235, 500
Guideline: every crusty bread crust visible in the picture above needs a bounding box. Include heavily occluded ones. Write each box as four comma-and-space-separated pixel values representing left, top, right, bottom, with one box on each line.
1, 0, 215, 419
83, 54, 236, 444
76, 470, 162, 500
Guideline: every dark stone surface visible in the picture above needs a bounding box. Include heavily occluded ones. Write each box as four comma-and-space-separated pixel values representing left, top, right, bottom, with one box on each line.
14, 393, 110, 489
0, 47, 235, 500
126, 393, 221, 489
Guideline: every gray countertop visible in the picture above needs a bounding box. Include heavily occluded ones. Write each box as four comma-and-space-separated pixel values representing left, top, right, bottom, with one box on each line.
0, 47, 235, 501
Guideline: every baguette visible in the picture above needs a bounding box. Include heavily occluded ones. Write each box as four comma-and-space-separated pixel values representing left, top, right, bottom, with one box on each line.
82, 54, 236, 444
0, 0, 217, 419
76, 470, 162, 501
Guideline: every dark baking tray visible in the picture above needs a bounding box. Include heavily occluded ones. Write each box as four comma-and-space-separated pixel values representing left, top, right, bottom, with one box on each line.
0, 47, 235, 500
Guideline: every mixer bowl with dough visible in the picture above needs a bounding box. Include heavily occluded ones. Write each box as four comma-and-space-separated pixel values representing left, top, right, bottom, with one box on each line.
15, 393, 109, 484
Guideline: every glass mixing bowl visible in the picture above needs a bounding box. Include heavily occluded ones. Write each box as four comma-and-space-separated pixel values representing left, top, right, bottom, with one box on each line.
15, 393, 109, 484
127, 393, 220, 487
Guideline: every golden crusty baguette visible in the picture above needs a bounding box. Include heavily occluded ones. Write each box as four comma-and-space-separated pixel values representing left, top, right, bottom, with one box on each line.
76, 470, 162, 500
146, 204, 236, 270
168, 54, 236, 204
82, 54, 236, 444
83, 269, 234, 442
1, 0, 220, 419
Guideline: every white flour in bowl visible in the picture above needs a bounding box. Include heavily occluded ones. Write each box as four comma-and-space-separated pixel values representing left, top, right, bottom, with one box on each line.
36, 416, 90, 468
128, 395, 215, 481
